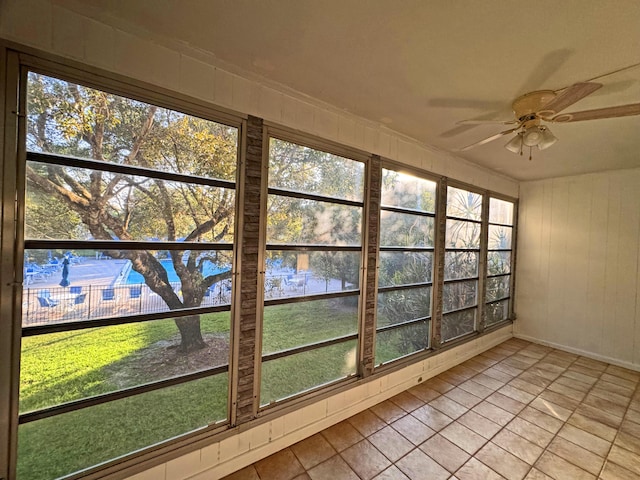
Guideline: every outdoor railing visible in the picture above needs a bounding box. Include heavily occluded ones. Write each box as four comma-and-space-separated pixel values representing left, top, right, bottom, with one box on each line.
21, 282, 231, 327
22, 272, 356, 327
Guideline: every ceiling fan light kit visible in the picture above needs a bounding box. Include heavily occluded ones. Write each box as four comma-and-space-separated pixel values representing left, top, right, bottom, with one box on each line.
456, 62, 640, 159
503, 126, 557, 159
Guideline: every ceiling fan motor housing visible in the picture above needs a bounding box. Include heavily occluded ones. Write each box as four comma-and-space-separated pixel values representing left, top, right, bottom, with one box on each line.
512, 90, 557, 120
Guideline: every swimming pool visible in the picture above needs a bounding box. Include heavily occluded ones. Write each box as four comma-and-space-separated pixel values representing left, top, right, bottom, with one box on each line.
126, 259, 229, 284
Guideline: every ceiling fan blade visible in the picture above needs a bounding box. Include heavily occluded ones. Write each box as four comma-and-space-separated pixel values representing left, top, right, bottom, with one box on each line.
538, 82, 602, 117
458, 127, 520, 152
550, 103, 640, 122
456, 118, 518, 126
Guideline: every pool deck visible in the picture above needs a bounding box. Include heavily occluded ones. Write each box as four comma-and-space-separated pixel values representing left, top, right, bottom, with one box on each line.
24, 258, 129, 289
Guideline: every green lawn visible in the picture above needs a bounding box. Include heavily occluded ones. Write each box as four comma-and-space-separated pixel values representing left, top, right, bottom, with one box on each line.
18, 298, 404, 480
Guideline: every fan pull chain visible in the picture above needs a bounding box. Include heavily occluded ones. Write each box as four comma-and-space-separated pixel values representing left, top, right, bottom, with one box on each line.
529, 146, 533, 161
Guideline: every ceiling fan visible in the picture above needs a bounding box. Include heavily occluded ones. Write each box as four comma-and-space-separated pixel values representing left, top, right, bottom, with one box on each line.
457, 62, 640, 159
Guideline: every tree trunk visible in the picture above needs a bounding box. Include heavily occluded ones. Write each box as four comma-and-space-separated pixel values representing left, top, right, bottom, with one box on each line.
175, 315, 206, 353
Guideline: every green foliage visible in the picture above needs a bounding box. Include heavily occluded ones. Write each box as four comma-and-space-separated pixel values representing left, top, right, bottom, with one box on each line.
18, 375, 228, 480
262, 299, 358, 353
19, 313, 229, 413
260, 342, 357, 405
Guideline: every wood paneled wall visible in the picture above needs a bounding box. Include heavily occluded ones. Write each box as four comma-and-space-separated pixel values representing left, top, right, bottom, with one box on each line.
515, 168, 640, 368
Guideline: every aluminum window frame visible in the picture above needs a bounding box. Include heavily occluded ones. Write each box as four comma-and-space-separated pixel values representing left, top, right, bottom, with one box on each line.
258, 128, 369, 409
441, 182, 486, 343
374, 165, 438, 366
485, 195, 517, 327
8, 55, 246, 479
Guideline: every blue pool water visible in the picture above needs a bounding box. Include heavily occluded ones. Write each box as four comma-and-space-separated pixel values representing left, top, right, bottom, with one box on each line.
126, 259, 228, 284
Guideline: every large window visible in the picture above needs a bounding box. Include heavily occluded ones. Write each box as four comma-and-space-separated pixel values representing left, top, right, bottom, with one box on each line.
486, 197, 515, 326
261, 137, 365, 405
18, 73, 238, 479
442, 186, 483, 342
0, 51, 521, 480
375, 169, 436, 364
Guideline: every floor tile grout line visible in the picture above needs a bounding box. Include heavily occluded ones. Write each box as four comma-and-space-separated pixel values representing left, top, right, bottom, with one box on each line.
532, 353, 617, 479
222, 341, 640, 480
595, 366, 640, 479
450, 341, 542, 480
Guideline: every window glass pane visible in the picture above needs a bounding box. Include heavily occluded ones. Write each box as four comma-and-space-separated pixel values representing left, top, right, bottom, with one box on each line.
442, 309, 476, 342
444, 251, 479, 281
268, 138, 364, 202
377, 287, 431, 326
381, 170, 436, 212
19, 315, 229, 413
262, 297, 358, 354
447, 187, 482, 220
260, 341, 357, 405
488, 225, 512, 250
445, 220, 480, 249
375, 321, 430, 365
443, 280, 477, 313
380, 211, 434, 247
23, 249, 232, 326
266, 196, 361, 245
488, 251, 511, 275
27, 73, 238, 181
379, 252, 432, 287
486, 276, 511, 302
25, 162, 235, 242
22, 71, 237, 476
486, 300, 509, 326
265, 251, 360, 299
489, 198, 514, 225
17, 374, 227, 480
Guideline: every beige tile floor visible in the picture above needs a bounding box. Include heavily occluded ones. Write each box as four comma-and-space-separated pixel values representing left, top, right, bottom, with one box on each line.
222, 338, 640, 479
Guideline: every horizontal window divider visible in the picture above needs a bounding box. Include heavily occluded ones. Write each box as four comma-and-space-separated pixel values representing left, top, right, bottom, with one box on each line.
487, 271, 511, 276
443, 276, 479, 285
379, 246, 434, 252
266, 244, 361, 252
264, 289, 359, 306
443, 305, 478, 316
489, 222, 514, 228
487, 273, 511, 279
19, 363, 229, 425
445, 247, 481, 253
378, 282, 432, 293
380, 205, 435, 217
262, 333, 358, 363
488, 248, 513, 253
446, 215, 482, 224
27, 151, 236, 190
24, 239, 234, 251
22, 305, 231, 337
486, 296, 511, 303
268, 187, 363, 207
443, 330, 478, 345
376, 316, 431, 333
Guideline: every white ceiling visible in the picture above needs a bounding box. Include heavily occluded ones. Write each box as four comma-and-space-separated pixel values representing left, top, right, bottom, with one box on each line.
59, 0, 640, 181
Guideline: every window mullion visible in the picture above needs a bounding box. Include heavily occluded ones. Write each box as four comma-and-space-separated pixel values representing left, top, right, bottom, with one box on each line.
233, 115, 264, 425
361, 155, 381, 377
1, 48, 22, 480
431, 177, 448, 350
477, 191, 490, 333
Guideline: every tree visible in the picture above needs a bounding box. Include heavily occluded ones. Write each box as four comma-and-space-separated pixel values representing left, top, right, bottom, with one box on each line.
267, 138, 364, 294
25, 73, 237, 352
376, 171, 436, 355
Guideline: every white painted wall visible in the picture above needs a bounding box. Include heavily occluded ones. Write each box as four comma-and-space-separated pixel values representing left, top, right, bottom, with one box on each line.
0, 1, 519, 478
0, 0, 519, 198
515, 168, 640, 368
